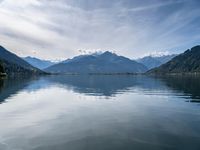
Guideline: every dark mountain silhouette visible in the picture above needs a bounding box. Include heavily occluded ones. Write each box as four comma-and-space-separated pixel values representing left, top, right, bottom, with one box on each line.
136, 54, 177, 69
149, 45, 200, 74
0, 61, 4, 73
45, 51, 147, 74
23, 56, 56, 70
0, 45, 44, 75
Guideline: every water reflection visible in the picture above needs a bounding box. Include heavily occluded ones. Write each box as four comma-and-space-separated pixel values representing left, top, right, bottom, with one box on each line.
0, 75, 200, 150
158, 75, 200, 103
45, 75, 169, 97
0, 75, 200, 103
0, 77, 38, 103
44, 75, 200, 103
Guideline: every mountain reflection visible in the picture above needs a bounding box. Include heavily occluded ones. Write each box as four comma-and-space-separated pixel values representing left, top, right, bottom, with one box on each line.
45, 75, 168, 97
157, 75, 200, 103
0, 77, 39, 103
0, 75, 200, 104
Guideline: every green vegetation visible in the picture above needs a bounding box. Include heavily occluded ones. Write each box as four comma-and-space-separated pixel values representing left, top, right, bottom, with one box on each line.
149, 45, 200, 74
2, 59, 43, 76
0, 45, 45, 77
0, 58, 46, 77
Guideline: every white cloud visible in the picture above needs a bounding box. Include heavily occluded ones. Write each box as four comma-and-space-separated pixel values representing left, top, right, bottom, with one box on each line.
0, 0, 199, 60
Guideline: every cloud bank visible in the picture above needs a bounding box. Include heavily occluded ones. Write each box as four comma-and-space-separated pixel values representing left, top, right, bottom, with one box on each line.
0, 0, 199, 60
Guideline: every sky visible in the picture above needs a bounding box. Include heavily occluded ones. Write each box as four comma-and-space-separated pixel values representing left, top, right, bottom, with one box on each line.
0, 0, 200, 60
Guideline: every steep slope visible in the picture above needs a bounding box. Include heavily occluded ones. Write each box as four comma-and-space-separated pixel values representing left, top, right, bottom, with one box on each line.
0, 46, 44, 75
149, 45, 200, 74
45, 51, 148, 74
136, 54, 177, 69
23, 56, 56, 70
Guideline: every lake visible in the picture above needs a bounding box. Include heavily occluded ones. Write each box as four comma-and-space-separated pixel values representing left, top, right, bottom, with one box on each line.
0, 75, 200, 150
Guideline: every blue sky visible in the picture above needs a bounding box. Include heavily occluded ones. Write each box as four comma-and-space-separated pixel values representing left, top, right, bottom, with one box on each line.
0, 0, 199, 60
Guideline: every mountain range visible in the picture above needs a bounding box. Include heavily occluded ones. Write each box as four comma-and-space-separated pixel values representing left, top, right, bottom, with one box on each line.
149, 45, 200, 74
0, 45, 43, 76
45, 51, 148, 74
23, 56, 56, 70
1, 44, 200, 76
136, 54, 177, 69
22, 53, 177, 73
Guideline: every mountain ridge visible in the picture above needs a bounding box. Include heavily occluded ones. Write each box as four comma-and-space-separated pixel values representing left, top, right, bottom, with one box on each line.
136, 54, 177, 70
23, 56, 56, 70
148, 45, 200, 74
0, 45, 44, 76
45, 51, 148, 74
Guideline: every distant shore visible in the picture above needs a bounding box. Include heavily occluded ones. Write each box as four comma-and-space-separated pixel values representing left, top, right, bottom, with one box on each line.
46, 72, 200, 76
147, 72, 200, 77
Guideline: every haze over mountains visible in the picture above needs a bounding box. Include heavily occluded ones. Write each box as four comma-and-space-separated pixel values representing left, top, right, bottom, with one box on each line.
136, 54, 177, 69
45, 51, 148, 74
23, 56, 56, 70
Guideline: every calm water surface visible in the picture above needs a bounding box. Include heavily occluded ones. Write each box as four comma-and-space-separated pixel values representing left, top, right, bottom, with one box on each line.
0, 75, 200, 150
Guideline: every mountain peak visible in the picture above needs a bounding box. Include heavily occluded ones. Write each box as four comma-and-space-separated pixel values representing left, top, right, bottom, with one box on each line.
100, 51, 117, 58
103, 51, 113, 54
45, 51, 147, 74
189, 45, 200, 52
103, 51, 116, 55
